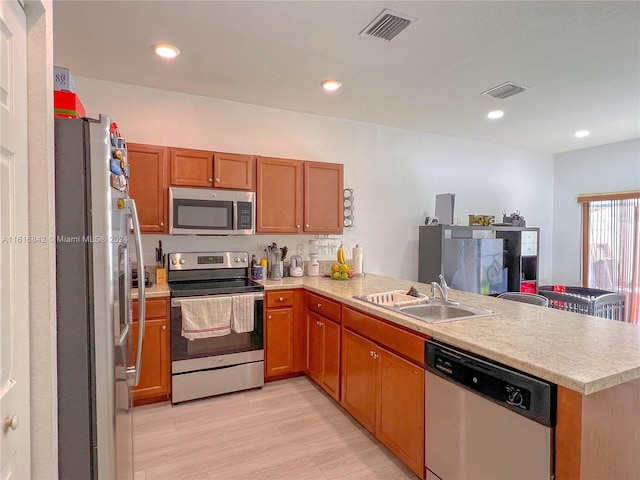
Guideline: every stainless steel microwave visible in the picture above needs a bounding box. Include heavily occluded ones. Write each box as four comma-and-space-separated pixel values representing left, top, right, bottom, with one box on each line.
169, 187, 255, 235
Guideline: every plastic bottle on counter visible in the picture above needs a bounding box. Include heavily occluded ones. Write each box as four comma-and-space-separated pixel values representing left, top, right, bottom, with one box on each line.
308, 254, 320, 277
260, 257, 268, 280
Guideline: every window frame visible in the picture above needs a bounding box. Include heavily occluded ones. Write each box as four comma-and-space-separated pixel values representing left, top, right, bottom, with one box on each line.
577, 190, 640, 287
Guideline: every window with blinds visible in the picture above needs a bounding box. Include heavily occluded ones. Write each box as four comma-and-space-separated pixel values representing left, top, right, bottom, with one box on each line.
578, 191, 640, 324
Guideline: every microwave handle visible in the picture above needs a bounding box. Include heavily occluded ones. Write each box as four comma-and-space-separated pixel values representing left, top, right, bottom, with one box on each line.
233, 201, 238, 231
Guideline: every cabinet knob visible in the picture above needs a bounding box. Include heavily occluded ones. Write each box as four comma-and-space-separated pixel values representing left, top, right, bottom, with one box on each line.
279, 297, 284, 302
162, 325, 166, 331
268, 315, 272, 320
215, 178, 220, 182
306, 224, 309, 228
209, 178, 213, 182
316, 320, 321, 327
370, 350, 374, 357
4, 414, 18, 431
160, 222, 164, 227
317, 303, 322, 308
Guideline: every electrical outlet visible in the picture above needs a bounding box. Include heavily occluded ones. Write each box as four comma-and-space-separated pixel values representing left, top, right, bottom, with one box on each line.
297, 243, 304, 255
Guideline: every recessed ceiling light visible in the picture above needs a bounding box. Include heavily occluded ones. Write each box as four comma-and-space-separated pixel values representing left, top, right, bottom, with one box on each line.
487, 110, 504, 120
321, 80, 342, 92
575, 130, 590, 138
153, 43, 180, 59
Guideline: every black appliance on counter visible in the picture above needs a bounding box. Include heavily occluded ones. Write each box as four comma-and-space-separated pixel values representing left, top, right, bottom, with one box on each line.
132, 267, 152, 288
168, 251, 264, 403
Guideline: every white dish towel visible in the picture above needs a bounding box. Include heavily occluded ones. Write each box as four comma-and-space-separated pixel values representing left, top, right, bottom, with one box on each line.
231, 293, 255, 333
180, 296, 232, 339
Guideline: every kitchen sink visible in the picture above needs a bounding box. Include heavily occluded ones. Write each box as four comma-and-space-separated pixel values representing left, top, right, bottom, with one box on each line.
397, 303, 493, 323
354, 290, 494, 324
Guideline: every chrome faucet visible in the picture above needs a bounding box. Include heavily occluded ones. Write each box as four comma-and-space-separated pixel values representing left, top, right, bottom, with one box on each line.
430, 275, 459, 305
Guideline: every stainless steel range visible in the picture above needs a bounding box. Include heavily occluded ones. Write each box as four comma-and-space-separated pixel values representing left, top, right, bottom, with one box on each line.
168, 251, 264, 403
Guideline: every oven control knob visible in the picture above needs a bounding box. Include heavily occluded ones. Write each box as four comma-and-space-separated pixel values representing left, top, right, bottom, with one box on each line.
241, 256, 247, 263
179, 258, 186, 265
234, 256, 240, 262
171, 258, 177, 265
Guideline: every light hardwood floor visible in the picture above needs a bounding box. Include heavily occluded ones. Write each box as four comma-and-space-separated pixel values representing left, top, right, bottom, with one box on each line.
133, 376, 420, 480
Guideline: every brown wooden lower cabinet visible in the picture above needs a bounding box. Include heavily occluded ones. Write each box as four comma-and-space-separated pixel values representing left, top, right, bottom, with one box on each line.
341, 328, 425, 478
130, 298, 170, 405
265, 290, 306, 379
341, 329, 377, 431
265, 306, 294, 377
306, 310, 341, 401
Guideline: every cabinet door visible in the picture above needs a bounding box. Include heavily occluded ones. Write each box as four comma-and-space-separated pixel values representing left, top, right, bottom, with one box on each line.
322, 318, 341, 401
213, 152, 255, 190
265, 307, 294, 377
127, 143, 168, 233
377, 347, 425, 478
256, 157, 303, 234
292, 289, 307, 373
306, 311, 323, 384
303, 161, 343, 234
129, 318, 169, 404
169, 147, 213, 187
341, 329, 377, 433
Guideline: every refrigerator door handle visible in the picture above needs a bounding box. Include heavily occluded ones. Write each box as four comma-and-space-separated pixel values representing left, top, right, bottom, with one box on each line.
125, 198, 145, 387
118, 243, 131, 345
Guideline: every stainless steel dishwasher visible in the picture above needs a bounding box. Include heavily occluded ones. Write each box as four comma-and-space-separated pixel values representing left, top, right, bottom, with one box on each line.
425, 340, 556, 480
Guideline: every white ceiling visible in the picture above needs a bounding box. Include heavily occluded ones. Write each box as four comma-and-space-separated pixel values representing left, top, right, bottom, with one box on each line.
52, 1, 640, 154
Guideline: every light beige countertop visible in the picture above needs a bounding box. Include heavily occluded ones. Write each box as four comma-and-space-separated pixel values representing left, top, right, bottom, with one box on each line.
260, 274, 640, 395
132, 283, 170, 299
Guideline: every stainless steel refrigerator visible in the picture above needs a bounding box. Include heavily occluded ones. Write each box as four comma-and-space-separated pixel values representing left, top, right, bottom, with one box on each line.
55, 114, 147, 479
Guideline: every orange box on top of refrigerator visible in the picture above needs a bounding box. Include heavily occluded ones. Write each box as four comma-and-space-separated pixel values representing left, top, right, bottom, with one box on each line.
54, 90, 86, 118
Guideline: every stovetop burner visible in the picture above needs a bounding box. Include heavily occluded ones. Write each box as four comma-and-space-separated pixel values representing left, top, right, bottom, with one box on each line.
167, 251, 263, 298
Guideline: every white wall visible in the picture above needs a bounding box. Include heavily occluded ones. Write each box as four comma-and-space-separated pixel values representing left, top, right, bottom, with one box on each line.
26, 0, 58, 477
75, 77, 555, 283
552, 138, 640, 285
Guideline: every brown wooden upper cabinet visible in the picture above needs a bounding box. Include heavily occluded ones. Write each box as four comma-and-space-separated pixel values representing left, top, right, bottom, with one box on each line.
256, 157, 343, 234
213, 152, 255, 190
127, 143, 168, 233
170, 148, 255, 190
304, 161, 344, 234
256, 157, 304, 234
169, 147, 214, 188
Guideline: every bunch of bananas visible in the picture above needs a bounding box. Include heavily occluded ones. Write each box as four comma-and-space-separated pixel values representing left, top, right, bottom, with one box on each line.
331, 244, 353, 280
337, 243, 347, 265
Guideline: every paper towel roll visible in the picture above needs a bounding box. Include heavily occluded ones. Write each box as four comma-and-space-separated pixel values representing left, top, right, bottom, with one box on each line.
353, 245, 363, 276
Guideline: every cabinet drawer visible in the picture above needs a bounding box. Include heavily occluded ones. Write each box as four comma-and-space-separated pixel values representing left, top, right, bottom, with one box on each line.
266, 290, 295, 308
306, 292, 341, 323
521, 243, 537, 256
342, 307, 426, 366
133, 297, 168, 321
521, 231, 538, 244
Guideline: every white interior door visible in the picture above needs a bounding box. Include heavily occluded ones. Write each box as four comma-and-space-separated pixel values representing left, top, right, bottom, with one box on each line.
0, 1, 30, 478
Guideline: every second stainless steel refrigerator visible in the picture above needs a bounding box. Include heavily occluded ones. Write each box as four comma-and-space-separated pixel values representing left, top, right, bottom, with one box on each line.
55, 114, 146, 479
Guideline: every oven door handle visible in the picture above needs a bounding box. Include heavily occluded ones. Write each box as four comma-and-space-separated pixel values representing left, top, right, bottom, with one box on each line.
171, 292, 264, 308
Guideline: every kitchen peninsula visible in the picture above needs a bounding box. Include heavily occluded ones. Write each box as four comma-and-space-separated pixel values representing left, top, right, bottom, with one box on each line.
136, 274, 640, 479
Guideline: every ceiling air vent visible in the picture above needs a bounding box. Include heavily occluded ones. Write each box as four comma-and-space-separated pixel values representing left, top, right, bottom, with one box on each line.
360, 9, 417, 42
481, 82, 530, 99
